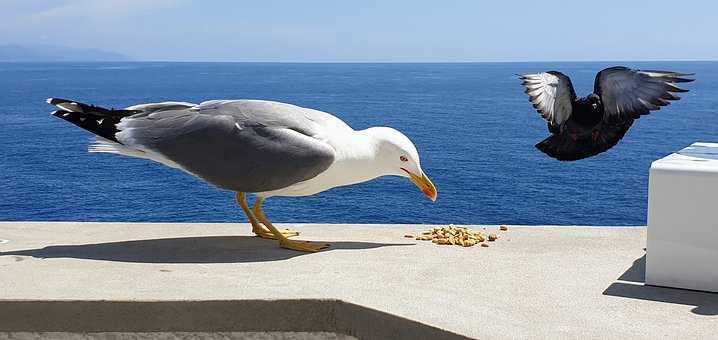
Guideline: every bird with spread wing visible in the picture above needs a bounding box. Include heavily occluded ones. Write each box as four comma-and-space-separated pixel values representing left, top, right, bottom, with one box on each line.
47, 98, 437, 252
519, 66, 694, 161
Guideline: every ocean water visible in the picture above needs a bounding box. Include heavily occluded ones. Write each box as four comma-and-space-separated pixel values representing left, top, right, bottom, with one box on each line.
1, 62, 716, 225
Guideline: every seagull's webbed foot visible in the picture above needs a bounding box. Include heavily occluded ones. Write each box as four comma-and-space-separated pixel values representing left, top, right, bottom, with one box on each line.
252, 225, 300, 239
279, 239, 330, 252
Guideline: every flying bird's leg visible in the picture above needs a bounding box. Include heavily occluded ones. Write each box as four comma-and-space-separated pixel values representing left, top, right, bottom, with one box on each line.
235, 193, 298, 239
252, 196, 330, 253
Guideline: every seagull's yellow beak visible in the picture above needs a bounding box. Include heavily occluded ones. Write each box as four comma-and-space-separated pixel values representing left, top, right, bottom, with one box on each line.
405, 169, 437, 202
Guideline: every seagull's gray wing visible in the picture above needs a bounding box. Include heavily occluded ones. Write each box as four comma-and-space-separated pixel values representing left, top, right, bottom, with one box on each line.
519, 71, 576, 130
125, 101, 197, 112
116, 100, 336, 193
593, 66, 694, 124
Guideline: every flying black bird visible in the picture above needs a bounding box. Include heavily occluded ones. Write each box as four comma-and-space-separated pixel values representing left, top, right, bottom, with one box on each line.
519, 66, 694, 161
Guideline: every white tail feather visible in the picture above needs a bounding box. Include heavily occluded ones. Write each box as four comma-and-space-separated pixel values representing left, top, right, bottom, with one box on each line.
89, 137, 184, 170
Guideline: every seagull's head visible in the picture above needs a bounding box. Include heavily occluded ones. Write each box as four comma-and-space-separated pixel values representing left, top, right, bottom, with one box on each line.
370, 127, 437, 202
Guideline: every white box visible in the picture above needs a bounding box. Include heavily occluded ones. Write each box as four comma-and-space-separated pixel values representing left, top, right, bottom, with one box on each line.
647, 142, 718, 292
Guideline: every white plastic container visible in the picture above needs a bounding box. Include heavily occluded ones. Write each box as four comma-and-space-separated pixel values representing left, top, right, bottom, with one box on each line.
647, 142, 718, 292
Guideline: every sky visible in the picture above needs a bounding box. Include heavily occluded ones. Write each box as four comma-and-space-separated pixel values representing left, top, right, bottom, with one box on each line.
2, 0, 717, 62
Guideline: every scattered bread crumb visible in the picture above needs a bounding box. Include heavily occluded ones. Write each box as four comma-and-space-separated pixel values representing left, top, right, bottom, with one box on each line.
409, 224, 506, 248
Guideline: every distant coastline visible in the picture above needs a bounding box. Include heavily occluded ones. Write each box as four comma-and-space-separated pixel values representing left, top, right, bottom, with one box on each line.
0, 44, 130, 62
0, 44, 714, 64
1, 58, 715, 64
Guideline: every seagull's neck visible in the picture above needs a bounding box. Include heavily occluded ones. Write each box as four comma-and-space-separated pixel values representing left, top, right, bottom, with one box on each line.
260, 127, 398, 197
325, 127, 393, 184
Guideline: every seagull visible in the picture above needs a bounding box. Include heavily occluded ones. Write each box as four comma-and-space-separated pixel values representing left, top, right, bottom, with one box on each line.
519, 66, 694, 161
47, 98, 437, 252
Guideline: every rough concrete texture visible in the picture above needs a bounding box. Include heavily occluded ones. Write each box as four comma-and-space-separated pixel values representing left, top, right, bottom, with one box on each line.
0, 332, 357, 340
0, 222, 717, 339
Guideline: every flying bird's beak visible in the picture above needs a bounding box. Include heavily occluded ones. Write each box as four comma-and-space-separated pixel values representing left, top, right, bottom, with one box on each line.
404, 169, 437, 202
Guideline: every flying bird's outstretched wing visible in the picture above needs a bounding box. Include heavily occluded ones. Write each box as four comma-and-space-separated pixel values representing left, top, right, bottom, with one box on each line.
519, 71, 576, 132
594, 66, 694, 123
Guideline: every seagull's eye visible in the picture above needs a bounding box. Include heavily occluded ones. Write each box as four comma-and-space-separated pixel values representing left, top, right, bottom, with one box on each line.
400, 155, 408, 162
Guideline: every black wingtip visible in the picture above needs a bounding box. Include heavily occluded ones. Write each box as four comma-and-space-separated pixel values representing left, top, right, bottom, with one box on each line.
45, 98, 141, 117
47, 97, 67, 105
665, 83, 690, 93
671, 77, 695, 83
641, 70, 696, 83
46, 97, 89, 113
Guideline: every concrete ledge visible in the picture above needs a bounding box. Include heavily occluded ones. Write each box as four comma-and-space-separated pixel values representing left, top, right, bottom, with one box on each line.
0, 299, 468, 340
0, 332, 355, 340
1, 222, 717, 339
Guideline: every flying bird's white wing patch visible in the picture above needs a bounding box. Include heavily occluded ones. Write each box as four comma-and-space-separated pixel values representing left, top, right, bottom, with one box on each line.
519, 72, 574, 127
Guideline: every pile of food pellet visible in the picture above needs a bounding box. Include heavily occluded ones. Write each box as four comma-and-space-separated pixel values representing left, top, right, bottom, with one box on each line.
405, 224, 508, 248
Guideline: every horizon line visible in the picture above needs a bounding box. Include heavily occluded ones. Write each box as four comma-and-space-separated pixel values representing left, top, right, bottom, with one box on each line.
2, 59, 717, 64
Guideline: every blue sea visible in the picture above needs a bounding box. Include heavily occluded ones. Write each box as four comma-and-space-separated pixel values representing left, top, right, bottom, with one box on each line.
1, 62, 716, 225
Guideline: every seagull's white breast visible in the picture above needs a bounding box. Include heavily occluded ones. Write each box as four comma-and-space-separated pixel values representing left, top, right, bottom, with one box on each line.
256, 114, 383, 198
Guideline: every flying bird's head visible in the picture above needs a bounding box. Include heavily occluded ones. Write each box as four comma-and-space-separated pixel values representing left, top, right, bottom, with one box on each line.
587, 93, 601, 110
369, 127, 437, 202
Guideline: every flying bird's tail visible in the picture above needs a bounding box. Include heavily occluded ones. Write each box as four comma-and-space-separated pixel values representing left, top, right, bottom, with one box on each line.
47, 98, 139, 143
535, 120, 634, 161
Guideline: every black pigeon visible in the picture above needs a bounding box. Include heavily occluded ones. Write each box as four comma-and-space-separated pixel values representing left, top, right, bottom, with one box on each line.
519, 67, 694, 161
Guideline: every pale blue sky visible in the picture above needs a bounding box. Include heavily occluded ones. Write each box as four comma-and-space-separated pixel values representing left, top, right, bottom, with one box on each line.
2, 0, 717, 62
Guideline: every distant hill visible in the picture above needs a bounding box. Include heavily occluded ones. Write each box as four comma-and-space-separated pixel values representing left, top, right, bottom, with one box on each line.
0, 44, 130, 62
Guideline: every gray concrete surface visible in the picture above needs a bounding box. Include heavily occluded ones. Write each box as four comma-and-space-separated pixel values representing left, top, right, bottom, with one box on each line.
0, 332, 357, 340
0, 222, 717, 339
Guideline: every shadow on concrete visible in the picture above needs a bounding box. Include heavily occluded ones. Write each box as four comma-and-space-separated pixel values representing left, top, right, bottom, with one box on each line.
603, 255, 718, 315
0, 299, 471, 340
0, 236, 412, 264
617, 254, 646, 283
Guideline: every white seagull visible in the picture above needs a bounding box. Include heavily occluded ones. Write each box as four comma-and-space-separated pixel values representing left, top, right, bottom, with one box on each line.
47, 98, 437, 252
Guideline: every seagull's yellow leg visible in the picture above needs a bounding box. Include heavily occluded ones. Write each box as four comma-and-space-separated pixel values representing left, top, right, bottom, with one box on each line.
251, 198, 299, 239
235, 192, 298, 239
253, 196, 330, 252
